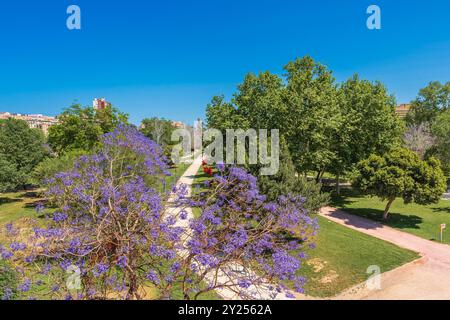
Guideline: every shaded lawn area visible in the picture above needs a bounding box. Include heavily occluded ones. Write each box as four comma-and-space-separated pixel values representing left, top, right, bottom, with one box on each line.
331, 189, 450, 245
294, 215, 418, 297
191, 169, 418, 298
0, 191, 43, 226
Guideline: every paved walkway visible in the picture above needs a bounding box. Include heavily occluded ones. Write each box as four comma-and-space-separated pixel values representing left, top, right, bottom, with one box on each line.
167, 157, 295, 300
319, 207, 450, 300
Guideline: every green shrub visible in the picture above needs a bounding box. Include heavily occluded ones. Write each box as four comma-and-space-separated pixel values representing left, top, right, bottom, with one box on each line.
31, 149, 88, 186
254, 141, 329, 212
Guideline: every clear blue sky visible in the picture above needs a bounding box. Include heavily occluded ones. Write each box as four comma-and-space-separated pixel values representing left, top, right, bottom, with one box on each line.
0, 0, 449, 124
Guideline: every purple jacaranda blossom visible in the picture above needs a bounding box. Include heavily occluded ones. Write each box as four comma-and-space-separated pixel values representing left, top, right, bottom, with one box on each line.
52, 212, 69, 222
180, 164, 318, 297
24, 255, 35, 263
196, 254, 219, 268
35, 202, 45, 214
9, 242, 26, 252
170, 262, 181, 273
18, 279, 31, 292
1, 251, 13, 260
238, 279, 252, 289
179, 210, 188, 220
216, 162, 225, 172
1, 288, 13, 300
59, 259, 72, 271
146, 270, 160, 285
93, 263, 109, 277
0, 124, 316, 300
117, 256, 127, 269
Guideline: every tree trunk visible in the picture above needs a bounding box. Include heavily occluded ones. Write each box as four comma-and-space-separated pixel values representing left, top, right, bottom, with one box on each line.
383, 198, 395, 220
336, 173, 341, 195
319, 169, 325, 183
315, 171, 321, 183
316, 169, 325, 183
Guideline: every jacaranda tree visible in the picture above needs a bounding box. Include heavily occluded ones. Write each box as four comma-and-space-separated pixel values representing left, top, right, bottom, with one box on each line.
173, 164, 318, 299
0, 125, 316, 300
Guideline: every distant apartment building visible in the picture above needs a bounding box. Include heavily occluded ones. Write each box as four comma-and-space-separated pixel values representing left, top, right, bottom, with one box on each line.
396, 104, 411, 118
0, 112, 58, 135
93, 98, 111, 110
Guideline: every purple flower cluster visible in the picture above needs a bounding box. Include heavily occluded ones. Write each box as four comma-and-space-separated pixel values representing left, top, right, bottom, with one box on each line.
93, 263, 109, 277
183, 165, 318, 296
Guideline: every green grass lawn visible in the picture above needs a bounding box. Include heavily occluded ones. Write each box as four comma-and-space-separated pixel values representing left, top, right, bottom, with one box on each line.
332, 189, 450, 245
294, 215, 418, 297
0, 191, 43, 226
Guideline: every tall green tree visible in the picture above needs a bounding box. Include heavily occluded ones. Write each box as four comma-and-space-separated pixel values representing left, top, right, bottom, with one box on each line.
354, 148, 446, 220
283, 56, 341, 178
0, 118, 48, 191
0, 156, 20, 192
48, 104, 128, 154
206, 95, 247, 132
233, 71, 285, 130
406, 81, 450, 125
334, 75, 404, 191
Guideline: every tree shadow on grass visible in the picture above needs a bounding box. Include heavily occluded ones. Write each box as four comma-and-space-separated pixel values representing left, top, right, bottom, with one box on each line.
24, 199, 49, 210
20, 191, 41, 198
432, 206, 450, 214
330, 196, 357, 208
0, 190, 42, 206
329, 188, 361, 207
343, 207, 423, 230
0, 197, 21, 206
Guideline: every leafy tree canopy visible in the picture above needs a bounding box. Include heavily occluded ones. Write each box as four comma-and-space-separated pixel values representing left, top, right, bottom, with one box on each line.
256, 139, 330, 213
406, 81, 450, 125
336, 75, 404, 175
31, 149, 89, 186
48, 104, 128, 154
205, 57, 404, 183
0, 118, 48, 191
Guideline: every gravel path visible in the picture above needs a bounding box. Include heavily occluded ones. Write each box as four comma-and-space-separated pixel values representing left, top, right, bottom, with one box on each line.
319, 207, 450, 300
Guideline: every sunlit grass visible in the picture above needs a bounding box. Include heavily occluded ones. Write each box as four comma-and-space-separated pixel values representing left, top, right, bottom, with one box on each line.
293, 215, 418, 297
332, 189, 450, 244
